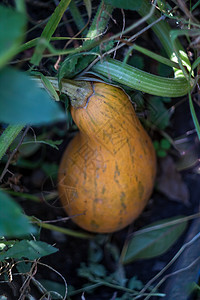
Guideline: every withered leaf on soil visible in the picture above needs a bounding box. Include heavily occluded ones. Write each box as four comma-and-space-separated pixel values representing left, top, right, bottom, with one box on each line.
156, 155, 190, 206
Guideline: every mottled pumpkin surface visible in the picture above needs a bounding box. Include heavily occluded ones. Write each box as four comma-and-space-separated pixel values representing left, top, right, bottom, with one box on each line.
58, 82, 157, 233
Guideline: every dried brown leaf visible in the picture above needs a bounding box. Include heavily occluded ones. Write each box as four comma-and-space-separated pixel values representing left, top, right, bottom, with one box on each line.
157, 155, 190, 206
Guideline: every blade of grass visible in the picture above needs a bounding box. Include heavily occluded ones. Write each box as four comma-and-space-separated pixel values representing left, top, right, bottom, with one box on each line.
123, 43, 180, 69
18, 35, 106, 62
30, 0, 71, 66
191, 56, 200, 73
84, 0, 92, 19
18, 36, 90, 54
0, 125, 24, 160
191, 0, 200, 11
15, 0, 26, 14
2, 189, 42, 202
69, 0, 86, 32
188, 91, 200, 140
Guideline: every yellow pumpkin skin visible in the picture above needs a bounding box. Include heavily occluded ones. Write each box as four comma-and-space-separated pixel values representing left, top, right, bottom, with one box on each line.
58, 82, 156, 233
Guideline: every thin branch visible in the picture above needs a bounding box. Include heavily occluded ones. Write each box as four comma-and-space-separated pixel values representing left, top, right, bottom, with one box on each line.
143, 256, 200, 300
137, 232, 200, 296
37, 261, 68, 300
78, 14, 165, 75
128, 212, 200, 238
113, 8, 126, 59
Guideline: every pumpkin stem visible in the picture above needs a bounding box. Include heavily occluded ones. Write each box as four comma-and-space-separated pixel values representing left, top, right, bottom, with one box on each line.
61, 79, 93, 108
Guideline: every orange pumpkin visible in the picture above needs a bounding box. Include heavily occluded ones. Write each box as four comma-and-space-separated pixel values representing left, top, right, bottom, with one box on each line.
58, 81, 156, 233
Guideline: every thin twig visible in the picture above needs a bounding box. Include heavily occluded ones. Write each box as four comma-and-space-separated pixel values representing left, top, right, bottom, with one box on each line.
128, 212, 200, 238
137, 232, 200, 296
37, 261, 68, 300
0, 126, 30, 182
143, 256, 200, 300
35, 216, 71, 224
113, 8, 126, 59
176, 0, 199, 23
18, 260, 38, 300
79, 14, 165, 75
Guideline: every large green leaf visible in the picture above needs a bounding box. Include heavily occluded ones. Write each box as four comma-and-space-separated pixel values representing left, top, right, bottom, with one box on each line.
0, 68, 65, 125
0, 190, 34, 237
0, 240, 58, 261
122, 216, 187, 264
0, 5, 26, 68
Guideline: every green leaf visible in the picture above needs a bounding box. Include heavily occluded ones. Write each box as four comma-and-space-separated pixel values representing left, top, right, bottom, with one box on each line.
39, 279, 66, 299
153, 140, 160, 150
104, 0, 141, 10
77, 262, 94, 280
42, 162, 58, 178
0, 67, 65, 125
157, 149, 167, 157
21, 139, 63, 151
0, 240, 58, 261
92, 58, 189, 97
58, 41, 114, 82
160, 138, 171, 150
84, 0, 92, 19
18, 140, 41, 157
0, 5, 26, 68
122, 216, 187, 264
32, 72, 60, 101
89, 263, 107, 277
16, 261, 32, 273
88, 241, 103, 263
148, 96, 171, 130
77, 262, 107, 280
0, 190, 34, 237
0, 124, 24, 160
58, 51, 98, 82
191, 282, 200, 291
128, 276, 143, 290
